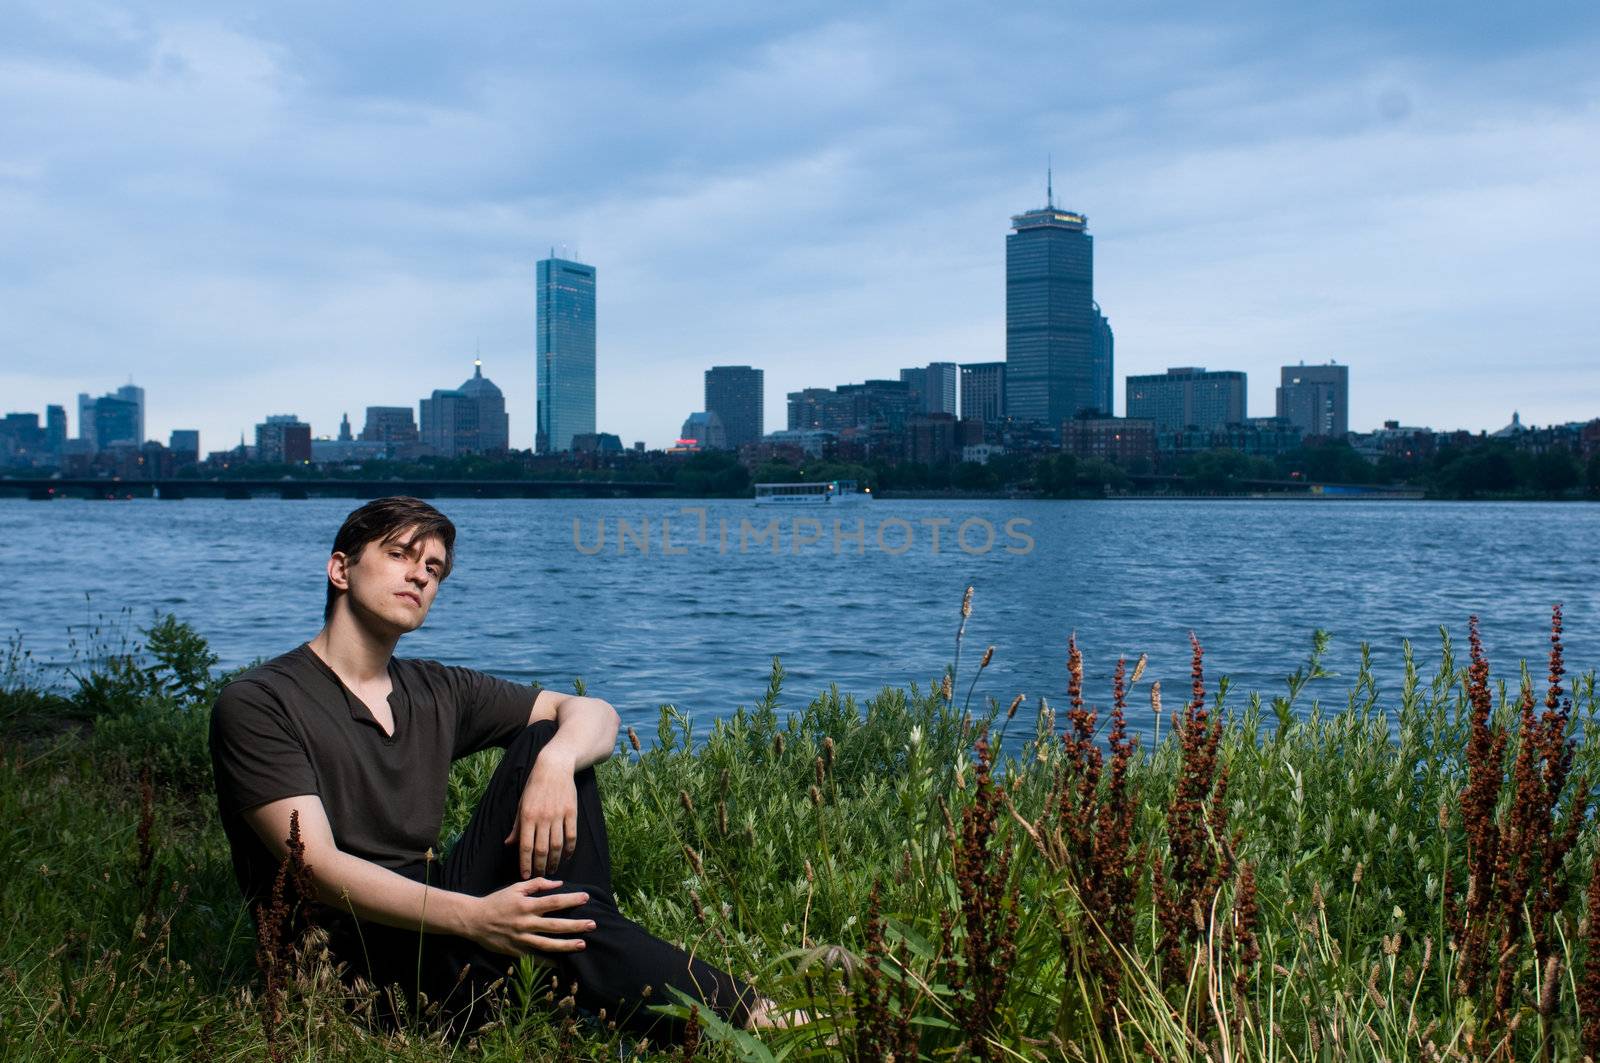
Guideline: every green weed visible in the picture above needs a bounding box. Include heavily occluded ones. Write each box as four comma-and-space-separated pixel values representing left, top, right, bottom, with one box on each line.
2, 604, 1598, 1060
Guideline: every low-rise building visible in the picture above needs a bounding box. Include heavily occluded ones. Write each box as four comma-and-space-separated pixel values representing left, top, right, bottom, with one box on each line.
678, 411, 728, 451
256, 415, 312, 464
1156, 418, 1302, 461
1126, 367, 1246, 432
1062, 416, 1156, 465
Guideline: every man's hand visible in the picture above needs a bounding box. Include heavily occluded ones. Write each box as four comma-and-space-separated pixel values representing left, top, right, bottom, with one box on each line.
467, 877, 594, 956
505, 752, 579, 879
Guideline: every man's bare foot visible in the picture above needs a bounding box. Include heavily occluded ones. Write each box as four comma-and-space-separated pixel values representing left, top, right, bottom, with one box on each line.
745, 998, 811, 1029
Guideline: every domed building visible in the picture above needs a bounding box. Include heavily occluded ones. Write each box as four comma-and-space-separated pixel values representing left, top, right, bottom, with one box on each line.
420, 360, 511, 458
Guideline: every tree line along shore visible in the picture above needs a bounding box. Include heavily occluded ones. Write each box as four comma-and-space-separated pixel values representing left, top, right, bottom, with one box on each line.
7, 433, 1600, 501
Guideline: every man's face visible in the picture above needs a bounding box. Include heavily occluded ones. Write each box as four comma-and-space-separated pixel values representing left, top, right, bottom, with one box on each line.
332, 528, 448, 634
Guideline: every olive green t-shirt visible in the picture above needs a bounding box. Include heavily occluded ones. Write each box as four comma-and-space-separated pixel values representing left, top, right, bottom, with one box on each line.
209, 643, 540, 906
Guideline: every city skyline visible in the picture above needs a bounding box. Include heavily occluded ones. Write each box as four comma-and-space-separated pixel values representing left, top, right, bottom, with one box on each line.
3, 5, 1597, 449
19, 348, 1600, 465
6, 350, 1597, 479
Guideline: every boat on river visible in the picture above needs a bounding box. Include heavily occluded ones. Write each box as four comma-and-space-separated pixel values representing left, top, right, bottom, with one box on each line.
753, 479, 873, 506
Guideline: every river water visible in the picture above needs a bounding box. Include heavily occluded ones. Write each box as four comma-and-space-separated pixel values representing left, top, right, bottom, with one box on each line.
5, 497, 1596, 739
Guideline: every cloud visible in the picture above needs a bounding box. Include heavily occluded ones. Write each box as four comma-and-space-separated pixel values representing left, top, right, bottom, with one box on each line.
1, 2, 1597, 449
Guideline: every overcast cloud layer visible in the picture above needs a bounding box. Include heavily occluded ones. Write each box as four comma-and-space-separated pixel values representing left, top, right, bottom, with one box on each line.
2, 1, 1598, 451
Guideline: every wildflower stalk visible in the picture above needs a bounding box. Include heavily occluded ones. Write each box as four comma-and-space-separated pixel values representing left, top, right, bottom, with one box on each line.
941, 737, 1017, 1061
952, 584, 974, 688
1153, 633, 1232, 985
1449, 606, 1586, 1040
962, 645, 995, 719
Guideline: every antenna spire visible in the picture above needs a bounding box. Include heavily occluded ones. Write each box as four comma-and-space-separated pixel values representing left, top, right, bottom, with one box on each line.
1047, 155, 1054, 208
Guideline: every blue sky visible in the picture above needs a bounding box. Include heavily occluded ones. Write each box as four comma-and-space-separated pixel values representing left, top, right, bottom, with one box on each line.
2, 2, 1597, 451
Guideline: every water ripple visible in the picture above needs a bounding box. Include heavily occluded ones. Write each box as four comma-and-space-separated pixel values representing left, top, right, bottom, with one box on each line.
6, 497, 1598, 740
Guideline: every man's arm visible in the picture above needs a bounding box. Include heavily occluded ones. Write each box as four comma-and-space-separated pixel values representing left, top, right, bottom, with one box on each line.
527, 688, 621, 769
505, 689, 622, 878
244, 794, 594, 957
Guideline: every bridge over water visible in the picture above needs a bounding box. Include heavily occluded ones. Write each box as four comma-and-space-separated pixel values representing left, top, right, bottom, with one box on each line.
4, 475, 1422, 502
0, 478, 681, 501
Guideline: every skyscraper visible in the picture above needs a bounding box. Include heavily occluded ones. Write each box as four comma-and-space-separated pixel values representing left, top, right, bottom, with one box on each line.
536, 256, 597, 453
92, 394, 141, 449
115, 384, 145, 446
704, 365, 764, 448
960, 362, 1006, 424
77, 393, 95, 445
74, 383, 145, 451
45, 405, 67, 459
1125, 367, 1247, 432
1276, 362, 1349, 438
1005, 181, 1110, 428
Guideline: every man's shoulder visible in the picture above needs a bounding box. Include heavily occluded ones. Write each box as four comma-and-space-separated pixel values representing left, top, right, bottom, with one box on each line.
391, 652, 446, 673
391, 653, 477, 681
390, 655, 482, 707
392, 655, 538, 690
214, 645, 318, 713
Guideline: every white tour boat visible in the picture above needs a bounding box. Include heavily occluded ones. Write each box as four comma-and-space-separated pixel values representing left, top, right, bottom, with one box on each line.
753, 479, 873, 506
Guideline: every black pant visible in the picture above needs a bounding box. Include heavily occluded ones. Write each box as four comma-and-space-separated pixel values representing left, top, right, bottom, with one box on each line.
325, 721, 754, 1039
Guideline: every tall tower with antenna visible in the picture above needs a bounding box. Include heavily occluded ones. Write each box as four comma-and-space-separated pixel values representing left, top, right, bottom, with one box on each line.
1004, 167, 1113, 427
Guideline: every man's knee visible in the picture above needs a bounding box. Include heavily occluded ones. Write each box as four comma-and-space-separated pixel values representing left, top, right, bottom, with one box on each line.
574, 764, 603, 805
512, 719, 560, 760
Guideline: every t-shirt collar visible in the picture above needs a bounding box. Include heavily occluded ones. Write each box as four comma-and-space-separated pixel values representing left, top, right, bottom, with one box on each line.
297, 642, 402, 728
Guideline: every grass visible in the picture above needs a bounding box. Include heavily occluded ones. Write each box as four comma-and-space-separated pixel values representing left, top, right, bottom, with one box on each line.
2, 598, 1598, 1060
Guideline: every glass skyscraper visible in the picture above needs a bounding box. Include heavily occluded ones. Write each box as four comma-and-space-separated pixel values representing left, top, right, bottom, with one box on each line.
536, 256, 596, 453
1005, 197, 1111, 428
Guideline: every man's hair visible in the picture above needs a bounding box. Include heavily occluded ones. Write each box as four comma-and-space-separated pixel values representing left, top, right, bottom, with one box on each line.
324, 496, 457, 620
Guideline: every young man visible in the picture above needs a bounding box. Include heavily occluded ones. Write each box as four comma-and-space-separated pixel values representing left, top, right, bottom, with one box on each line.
210, 496, 761, 1039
